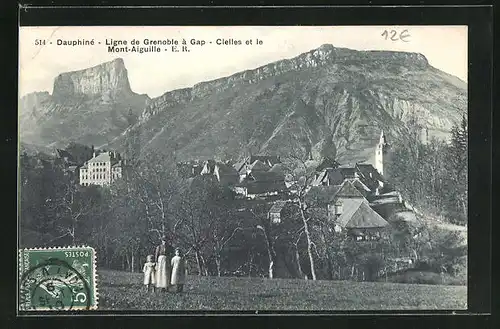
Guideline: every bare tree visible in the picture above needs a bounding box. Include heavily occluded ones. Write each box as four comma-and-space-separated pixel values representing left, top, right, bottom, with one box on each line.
281, 136, 320, 280
255, 224, 277, 279
46, 180, 97, 245
292, 229, 306, 279
172, 175, 234, 276
211, 222, 244, 277
125, 159, 183, 242
107, 179, 149, 272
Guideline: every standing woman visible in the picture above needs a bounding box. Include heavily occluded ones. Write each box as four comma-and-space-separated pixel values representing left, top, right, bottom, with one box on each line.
155, 236, 174, 292
171, 248, 188, 293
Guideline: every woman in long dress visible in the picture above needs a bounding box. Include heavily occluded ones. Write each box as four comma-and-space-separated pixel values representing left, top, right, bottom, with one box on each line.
155, 236, 174, 292
170, 248, 187, 293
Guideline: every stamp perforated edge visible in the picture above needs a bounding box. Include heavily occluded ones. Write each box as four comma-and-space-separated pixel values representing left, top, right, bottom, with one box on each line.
18, 245, 99, 311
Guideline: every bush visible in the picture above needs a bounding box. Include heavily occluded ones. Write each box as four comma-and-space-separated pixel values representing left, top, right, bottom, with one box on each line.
380, 270, 466, 286
417, 227, 466, 275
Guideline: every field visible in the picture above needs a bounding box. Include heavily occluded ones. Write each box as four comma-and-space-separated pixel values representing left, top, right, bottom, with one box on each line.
97, 269, 467, 311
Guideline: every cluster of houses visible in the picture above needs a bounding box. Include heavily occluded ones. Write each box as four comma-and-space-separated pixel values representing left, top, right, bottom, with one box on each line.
177, 155, 288, 200
55, 131, 417, 243
176, 132, 418, 242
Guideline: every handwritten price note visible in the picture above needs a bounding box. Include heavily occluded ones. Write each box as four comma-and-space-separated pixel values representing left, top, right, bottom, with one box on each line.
381, 29, 410, 42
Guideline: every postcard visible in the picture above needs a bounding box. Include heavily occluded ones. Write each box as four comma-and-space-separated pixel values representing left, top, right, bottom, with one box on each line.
18, 25, 468, 312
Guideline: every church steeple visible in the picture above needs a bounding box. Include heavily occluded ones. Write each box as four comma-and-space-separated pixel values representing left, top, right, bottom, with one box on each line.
375, 131, 386, 176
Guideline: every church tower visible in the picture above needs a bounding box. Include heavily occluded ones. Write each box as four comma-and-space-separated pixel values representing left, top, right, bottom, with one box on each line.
375, 131, 387, 176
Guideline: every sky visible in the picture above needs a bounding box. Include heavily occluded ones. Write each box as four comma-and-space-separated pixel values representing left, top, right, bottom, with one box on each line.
19, 26, 467, 98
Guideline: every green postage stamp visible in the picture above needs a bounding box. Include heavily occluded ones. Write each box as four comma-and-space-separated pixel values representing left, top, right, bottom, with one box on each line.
18, 246, 98, 311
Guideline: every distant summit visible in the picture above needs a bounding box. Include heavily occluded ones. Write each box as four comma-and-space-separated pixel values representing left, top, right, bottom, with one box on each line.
20, 45, 465, 166
52, 58, 135, 100
19, 58, 150, 149
105, 44, 465, 166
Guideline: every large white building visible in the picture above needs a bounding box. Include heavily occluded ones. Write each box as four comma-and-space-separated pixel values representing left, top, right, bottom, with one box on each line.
79, 151, 123, 186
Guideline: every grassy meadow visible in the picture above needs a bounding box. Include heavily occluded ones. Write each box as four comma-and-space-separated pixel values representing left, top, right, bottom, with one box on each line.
97, 269, 467, 311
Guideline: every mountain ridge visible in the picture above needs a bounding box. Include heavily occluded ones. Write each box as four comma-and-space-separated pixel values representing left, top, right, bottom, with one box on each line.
20, 44, 467, 168
137, 44, 433, 107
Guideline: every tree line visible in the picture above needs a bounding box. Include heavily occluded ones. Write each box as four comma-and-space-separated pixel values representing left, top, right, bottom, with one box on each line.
387, 114, 468, 225
19, 140, 466, 283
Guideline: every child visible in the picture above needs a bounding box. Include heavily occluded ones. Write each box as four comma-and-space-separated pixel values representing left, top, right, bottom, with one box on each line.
170, 248, 187, 293
142, 255, 156, 293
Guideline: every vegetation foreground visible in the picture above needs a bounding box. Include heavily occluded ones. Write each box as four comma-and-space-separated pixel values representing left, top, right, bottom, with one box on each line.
98, 270, 467, 311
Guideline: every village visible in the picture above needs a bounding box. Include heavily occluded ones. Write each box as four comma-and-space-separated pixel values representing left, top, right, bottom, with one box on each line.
55, 131, 419, 255
17, 23, 475, 312
174, 131, 417, 245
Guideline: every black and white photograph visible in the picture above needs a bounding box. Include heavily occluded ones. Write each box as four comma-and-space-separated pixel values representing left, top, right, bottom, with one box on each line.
18, 25, 469, 311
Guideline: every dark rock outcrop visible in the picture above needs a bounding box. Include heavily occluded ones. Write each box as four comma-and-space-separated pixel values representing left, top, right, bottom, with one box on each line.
19, 58, 150, 148
52, 58, 134, 100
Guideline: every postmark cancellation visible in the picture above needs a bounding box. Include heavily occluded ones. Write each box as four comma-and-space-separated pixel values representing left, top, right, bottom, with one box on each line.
18, 246, 98, 311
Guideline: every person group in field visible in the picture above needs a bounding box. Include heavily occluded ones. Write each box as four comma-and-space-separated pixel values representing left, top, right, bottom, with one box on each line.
142, 235, 187, 293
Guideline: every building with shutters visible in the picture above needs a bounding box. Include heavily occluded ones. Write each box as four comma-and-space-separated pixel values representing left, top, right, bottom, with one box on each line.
79, 150, 124, 186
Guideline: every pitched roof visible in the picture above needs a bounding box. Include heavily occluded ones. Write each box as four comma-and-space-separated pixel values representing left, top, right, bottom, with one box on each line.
233, 160, 247, 173
56, 148, 73, 160
344, 202, 389, 229
369, 193, 402, 205
249, 155, 281, 166
215, 162, 238, 175
269, 163, 286, 174
336, 180, 365, 198
336, 166, 358, 177
313, 170, 329, 185
88, 152, 111, 163
246, 181, 288, 195
67, 165, 78, 172
350, 178, 372, 193
336, 198, 368, 227
356, 163, 385, 182
249, 171, 284, 182
319, 167, 358, 186
379, 191, 400, 197
269, 200, 287, 214
56, 148, 80, 165
306, 185, 343, 205
306, 180, 364, 202
248, 160, 271, 172
200, 160, 217, 174
323, 169, 344, 185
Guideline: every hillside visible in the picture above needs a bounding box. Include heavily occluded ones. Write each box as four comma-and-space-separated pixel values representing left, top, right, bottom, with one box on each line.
19, 45, 467, 166
106, 44, 466, 165
19, 141, 55, 157
98, 269, 467, 310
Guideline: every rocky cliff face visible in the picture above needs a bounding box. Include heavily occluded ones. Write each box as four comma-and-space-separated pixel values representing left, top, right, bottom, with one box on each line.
52, 58, 134, 100
20, 45, 466, 166
106, 44, 465, 167
20, 91, 51, 112
19, 58, 150, 148
189, 44, 429, 99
